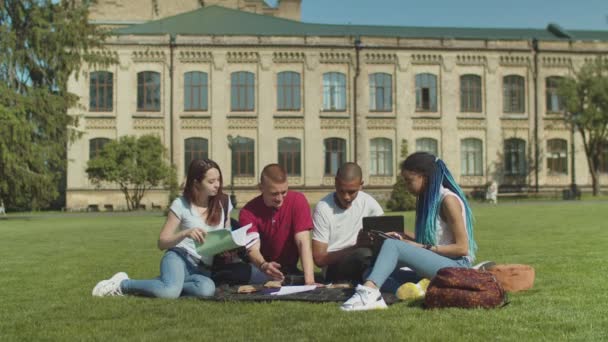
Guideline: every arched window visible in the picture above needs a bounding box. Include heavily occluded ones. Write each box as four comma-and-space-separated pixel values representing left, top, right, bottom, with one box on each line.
546, 76, 565, 114
416, 73, 438, 112
137, 71, 161, 111
89, 71, 113, 112
277, 72, 301, 111
416, 138, 438, 156
184, 138, 209, 174
323, 72, 346, 111
231, 71, 255, 111
504, 138, 526, 176
278, 137, 301, 176
89, 138, 111, 160
547, 139, 568, 174
369, 73, 392, 111
370, 138, 393, 176
461, 138, 483, 176
231, 137, 255, 176
184, 72, 208, 111
324, 138, 346, 175
503, 75, 525, 113
460, 74, 482, 112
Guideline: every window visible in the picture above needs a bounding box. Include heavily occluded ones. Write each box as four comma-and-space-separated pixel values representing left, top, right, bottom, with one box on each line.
600, 141, 608, 174
416, 138, 438, 156
547, 139, 568, 174
324, 138, 346, 175
461, 138, 483, 176
370, 138, 393, 176
460, 74, 482, 112
278, 137, 301, 176
416, 73, 438, 112
89, 71, 113, 112
546, 76, 565, 114
504, 138, 526, 176
184, 138, 208, 174
231, 71, 255, 111
503, 75, 525, 113
89, 138, 110, 160
369, 73, 392, 111
231, 137, 255, 176
277, 72, 301, 111
137, 71, 161, 111
184, 72, 208, 111
323, 72, 346, 111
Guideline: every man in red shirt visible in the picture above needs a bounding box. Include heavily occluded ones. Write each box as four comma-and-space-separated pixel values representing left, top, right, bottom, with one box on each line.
239, 164, 316, 285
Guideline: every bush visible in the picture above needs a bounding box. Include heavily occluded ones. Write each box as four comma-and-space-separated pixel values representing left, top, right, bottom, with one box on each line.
386, 176, 417, 211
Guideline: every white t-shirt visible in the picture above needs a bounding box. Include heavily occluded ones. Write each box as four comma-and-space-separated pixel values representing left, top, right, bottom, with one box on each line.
170, 196, 232, 266
436, 186, 472, 262
312, 191, 384, 252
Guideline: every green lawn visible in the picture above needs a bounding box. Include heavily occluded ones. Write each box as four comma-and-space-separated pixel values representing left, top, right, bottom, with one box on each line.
1, 202, 607, 341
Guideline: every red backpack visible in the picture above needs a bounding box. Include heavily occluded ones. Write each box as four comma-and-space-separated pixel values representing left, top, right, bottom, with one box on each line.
425, 267, 508, 309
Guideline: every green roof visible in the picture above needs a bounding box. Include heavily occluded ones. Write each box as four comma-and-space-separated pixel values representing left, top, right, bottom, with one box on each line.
113, 6, 608, 42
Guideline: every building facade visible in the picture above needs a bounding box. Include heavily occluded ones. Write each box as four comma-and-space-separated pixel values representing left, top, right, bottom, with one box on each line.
66, 0, 608, 210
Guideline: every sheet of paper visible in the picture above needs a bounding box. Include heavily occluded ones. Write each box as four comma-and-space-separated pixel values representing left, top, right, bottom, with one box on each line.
269, 285, 317, 296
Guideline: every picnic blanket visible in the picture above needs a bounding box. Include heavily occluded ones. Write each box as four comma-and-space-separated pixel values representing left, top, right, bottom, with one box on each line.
208, 285, 399, 305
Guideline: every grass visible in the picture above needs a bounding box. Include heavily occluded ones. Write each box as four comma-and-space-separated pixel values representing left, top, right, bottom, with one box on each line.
1, 201, 607, 341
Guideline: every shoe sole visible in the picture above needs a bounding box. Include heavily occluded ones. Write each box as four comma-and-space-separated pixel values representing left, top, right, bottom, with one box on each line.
92, 272, 129, 297
340, 299, 388, 311
473, 261, 496, 271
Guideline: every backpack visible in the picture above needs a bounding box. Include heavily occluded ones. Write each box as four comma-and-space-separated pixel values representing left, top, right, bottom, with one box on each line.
424, 267, 508, 309
488, 264, 535, 293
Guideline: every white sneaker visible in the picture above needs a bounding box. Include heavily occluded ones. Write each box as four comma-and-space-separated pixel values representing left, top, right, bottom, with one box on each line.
341, 284, 388, 311
473, 261, 496, 271
92, 272, 129, 297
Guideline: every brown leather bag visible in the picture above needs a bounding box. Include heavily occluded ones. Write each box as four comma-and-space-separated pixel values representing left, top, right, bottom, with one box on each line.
488, 264, 535, 292
425, 267, 507, 309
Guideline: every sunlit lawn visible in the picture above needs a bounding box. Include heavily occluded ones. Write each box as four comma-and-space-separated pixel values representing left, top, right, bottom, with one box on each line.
1, 201, 607, 341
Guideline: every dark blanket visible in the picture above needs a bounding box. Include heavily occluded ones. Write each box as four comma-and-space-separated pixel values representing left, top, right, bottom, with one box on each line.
208, 285, 399, 305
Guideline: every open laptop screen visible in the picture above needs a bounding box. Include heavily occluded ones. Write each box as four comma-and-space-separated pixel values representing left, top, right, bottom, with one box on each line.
362, 216, 404, 233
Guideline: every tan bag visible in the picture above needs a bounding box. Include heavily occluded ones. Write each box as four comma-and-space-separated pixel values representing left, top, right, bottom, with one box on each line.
488, 264, 535, 292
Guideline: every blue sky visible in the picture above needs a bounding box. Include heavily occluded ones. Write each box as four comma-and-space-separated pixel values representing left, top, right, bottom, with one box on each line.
268, 0, 607, 30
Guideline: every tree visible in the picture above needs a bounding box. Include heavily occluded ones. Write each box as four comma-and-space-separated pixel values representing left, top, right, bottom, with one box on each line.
86, 135, 173, 211
386, 139, 417, 211
0, 0, 115, 210
559, 57, 608, 195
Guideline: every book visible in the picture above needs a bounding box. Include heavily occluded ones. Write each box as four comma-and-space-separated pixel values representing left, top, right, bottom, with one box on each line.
195, 223, 258, 257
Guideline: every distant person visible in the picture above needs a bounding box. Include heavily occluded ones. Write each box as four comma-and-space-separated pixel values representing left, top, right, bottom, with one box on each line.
342, 152, 477, 311
486, 181, 498, 204
92, 159, 232, 298
312, 162, 384, 283
0, 200, 6, 216
239, 164, 316, 285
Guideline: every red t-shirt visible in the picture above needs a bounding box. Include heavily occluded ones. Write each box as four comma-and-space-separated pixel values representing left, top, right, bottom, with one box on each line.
239, 191, 312, 271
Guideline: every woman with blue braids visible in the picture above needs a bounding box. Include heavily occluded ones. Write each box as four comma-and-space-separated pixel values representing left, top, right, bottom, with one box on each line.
341, 152, 477, 311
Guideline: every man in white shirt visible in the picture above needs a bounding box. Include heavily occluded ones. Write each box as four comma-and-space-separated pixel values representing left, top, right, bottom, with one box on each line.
312, 163, 384, 283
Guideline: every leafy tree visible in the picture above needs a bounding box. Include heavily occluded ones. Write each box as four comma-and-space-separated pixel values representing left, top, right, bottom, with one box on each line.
558, 57, 608, 195
0, 0, 115, 210
86, 135, 173, 211
386, 139, 417, 211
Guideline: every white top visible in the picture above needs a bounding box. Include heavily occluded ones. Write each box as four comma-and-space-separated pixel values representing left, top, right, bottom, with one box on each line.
312, 191, 384, 252
436, 186, 470, 259
170, 196, 232, 266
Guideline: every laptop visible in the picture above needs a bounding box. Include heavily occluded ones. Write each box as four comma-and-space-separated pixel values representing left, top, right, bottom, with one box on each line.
362, 216, 404, 233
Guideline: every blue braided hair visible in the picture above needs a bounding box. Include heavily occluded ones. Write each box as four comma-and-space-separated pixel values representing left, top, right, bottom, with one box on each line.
401, 152, 477, 259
